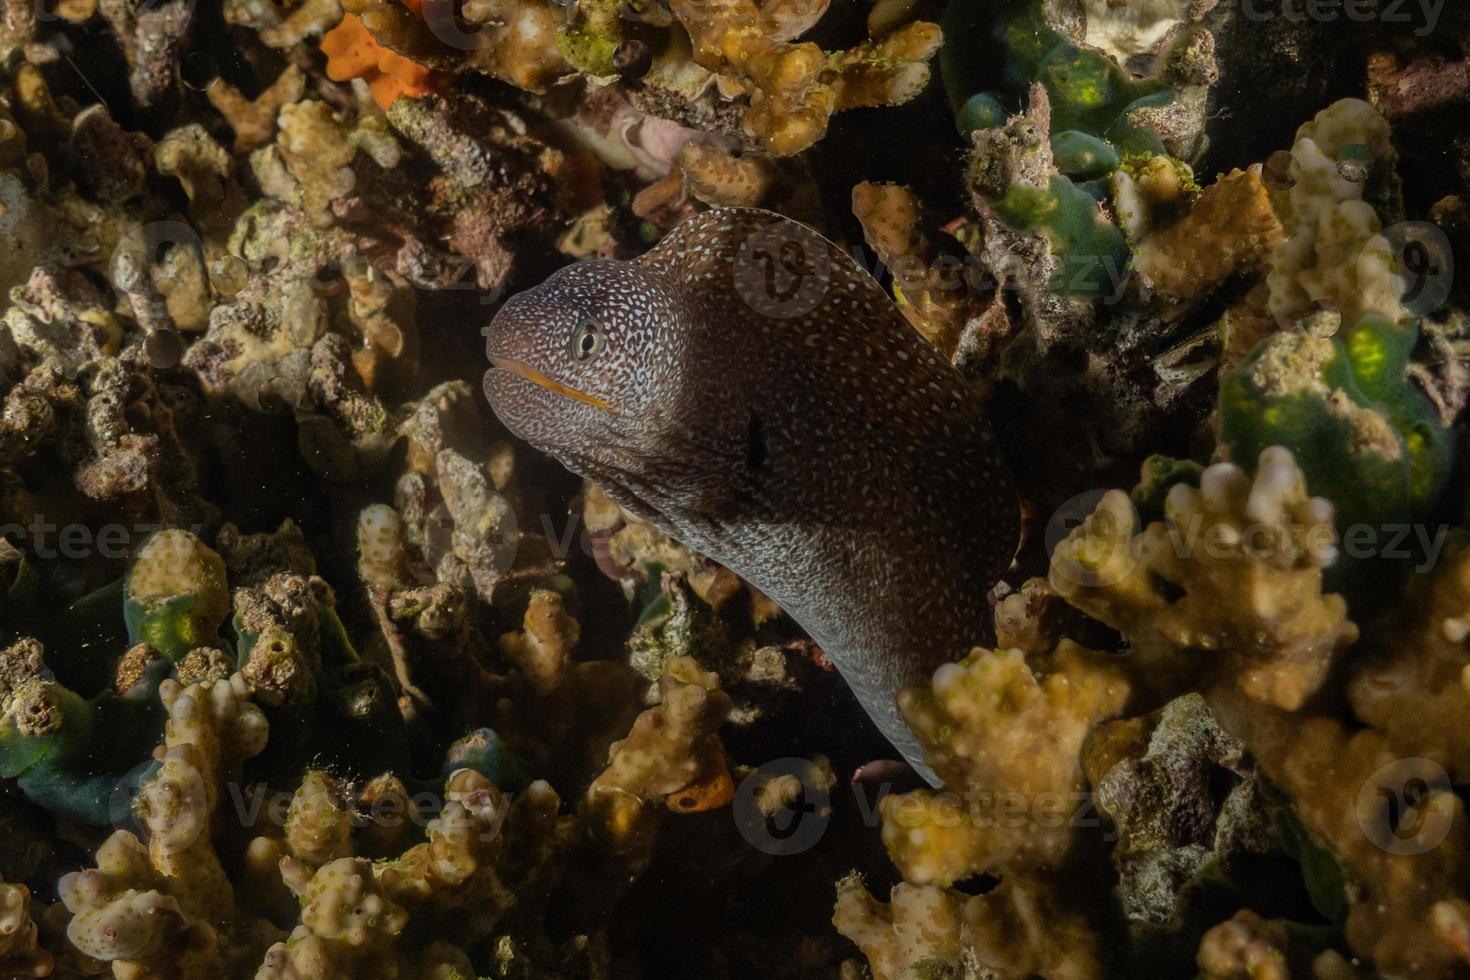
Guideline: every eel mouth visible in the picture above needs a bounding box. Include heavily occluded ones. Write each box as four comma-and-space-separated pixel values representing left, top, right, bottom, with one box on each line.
491, 357, 617, 415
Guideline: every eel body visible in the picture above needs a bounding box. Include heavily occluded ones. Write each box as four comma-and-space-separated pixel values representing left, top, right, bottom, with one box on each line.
482, 207, 1018, 783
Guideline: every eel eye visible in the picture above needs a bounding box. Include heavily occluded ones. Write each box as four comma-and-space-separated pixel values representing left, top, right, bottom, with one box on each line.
571, 318, 603, 362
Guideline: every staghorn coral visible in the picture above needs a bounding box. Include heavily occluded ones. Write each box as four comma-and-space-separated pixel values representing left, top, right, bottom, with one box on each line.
1050, 447, 1356, 710
206, 65, 307, 153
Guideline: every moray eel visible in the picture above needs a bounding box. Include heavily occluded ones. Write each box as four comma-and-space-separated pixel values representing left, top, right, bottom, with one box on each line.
482, 207, 1018, 784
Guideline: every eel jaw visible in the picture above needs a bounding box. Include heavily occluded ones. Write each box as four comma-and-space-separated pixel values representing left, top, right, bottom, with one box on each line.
490, 357, 618, 415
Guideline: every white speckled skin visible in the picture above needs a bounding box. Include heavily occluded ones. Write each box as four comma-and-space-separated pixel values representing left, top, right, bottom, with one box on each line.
483, 208, 1019, 784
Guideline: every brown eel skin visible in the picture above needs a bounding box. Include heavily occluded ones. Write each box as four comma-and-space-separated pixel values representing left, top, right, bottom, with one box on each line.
483, 207, 1019, 785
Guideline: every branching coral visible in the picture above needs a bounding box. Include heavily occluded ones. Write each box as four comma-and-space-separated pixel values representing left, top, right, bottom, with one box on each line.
259, 99, 404, 228
1214, 701, 1470, 978
3, 3, 1469, 977
376, 769, 519, 934
583, 656, 733, 867
489, 579, 641, 786
834, 873, 1105, 980
1124, 165, 1284, 305
876, 645, 1127, 887
0, 879, 52, 977
852, 180, 993, 359
206, 65, 307, 153
663, 0, 941, 156
97, 0, 193, 105
0, 270, 205, 507
384, 92, 563, 293
59, 674, 268, 977
341, 0, 938, 155
257, 770, 556, 976
1050, 448, 1356, 710
259, 856, 414, 977
1196, 909, 1342, 980
39, 637, 567, 976
228, 0, 344, 48
498, 588, 579, 697
1349, 535, 1470, 780
1266, 99, 1407, 325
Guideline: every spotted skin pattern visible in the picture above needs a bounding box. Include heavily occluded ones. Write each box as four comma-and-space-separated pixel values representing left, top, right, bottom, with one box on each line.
483, 208, 1018, 784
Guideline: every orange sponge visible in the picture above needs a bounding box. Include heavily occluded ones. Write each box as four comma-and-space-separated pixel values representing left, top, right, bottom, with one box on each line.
321, 11, 445, 109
